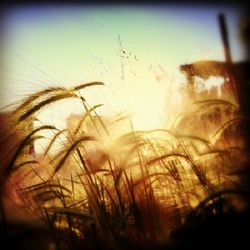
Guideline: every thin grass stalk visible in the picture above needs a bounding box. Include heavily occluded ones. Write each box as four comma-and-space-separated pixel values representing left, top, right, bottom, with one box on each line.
72, 81, 104, 91
44, 129, 68, 156
21, 183, 71, 194
176, 136, 214, 191
124, 171, 146, 238
194, 98, 238, 110
212, 117, 243, 140
75, 149, 106, 223
80, 97, 103, 139
13, 87, 66, 115
30, 164, 47, 183
73, 104, 103, 136
18, 92, 78, 122
51, 135, 96, 179
70, 171, 75, 208
15, 160, 39, 170
76, 173, 104, 230
3, 125, 56, 180
89, 105, 111, 137
106, 158, 125, 217
130, 121, 148, 203
56, 178, 76, 246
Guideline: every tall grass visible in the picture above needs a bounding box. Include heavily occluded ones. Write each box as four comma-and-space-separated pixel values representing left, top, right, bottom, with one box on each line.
1, 81, 249, 249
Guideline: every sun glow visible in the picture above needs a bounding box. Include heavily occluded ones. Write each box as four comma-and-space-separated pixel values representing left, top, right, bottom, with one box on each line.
33, 61, 184, 154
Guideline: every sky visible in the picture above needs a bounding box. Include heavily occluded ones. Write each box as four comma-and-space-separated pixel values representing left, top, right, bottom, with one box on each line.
0, 4, 245, 138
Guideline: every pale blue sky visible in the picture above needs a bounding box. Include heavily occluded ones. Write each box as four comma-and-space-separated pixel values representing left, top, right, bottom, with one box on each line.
0, 5, 245, 132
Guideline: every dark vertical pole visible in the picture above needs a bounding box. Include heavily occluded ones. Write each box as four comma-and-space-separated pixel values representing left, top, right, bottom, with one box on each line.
218, 13, 239, 105
218, 13, 232, 64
